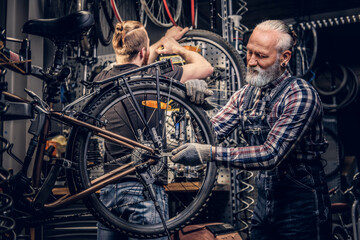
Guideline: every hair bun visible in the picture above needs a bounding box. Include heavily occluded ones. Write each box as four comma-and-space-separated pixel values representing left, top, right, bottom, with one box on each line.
115, 22, 124, 33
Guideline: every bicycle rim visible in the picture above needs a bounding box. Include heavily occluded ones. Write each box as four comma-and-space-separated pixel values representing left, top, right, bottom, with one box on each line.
289, 26, 318, 77
140, 0, 182, 27
94, 0, 115, 46
69, 77, 217, 238
179, 29, 246, 116
110, 0, 143, 24
313, 64, 359, 112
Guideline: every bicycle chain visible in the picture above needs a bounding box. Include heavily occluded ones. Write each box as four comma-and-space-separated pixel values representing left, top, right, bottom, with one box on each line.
88, 153, 132, 171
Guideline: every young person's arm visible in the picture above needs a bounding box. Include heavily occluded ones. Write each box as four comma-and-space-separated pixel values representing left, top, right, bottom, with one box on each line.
156, 37, 213, 83
148, 26, 189, 64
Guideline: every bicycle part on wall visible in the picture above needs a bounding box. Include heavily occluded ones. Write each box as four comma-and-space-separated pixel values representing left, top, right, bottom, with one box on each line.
93, 0, 116, 46
312, 63, 359, 112
67, 76, 217, 238
286, 13, 360, 78
228, 0, 249, 59
110, 0, 146, 26
140, 0, 182, 27
288, 23, 318, 77
297, 14, 360, 29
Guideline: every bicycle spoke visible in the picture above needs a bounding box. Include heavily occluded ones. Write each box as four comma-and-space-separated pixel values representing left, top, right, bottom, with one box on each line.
71, 77, 216, 237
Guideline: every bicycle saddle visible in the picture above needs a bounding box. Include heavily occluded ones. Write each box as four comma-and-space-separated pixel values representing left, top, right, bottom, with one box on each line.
22, 11, 95, 41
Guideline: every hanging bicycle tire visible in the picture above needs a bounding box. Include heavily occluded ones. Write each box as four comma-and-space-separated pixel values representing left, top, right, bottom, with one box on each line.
110, 0, 145, 25
68, 76, 217, 238
313, 63, 359, 112
289, 25, 318, 77
93, 0, 115, 46
178, 29, 247, 116
140, 0, 182, 27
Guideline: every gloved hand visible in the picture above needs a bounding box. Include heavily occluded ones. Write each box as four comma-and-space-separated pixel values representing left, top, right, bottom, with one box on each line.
185, 79, 213, 104
171, 143, 212, 166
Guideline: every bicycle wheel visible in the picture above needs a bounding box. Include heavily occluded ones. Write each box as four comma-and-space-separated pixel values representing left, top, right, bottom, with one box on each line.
178, 29, 247, 116
68, 76, 217, 238
140, 0, 182, 27
110, 0, 144, 24
93, 0, 115, 46
289, 25, 318, 77
313, 64, 359, 112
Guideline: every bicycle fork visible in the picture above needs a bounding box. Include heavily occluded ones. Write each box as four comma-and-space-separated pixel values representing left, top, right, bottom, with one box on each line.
137, 164, 171, 240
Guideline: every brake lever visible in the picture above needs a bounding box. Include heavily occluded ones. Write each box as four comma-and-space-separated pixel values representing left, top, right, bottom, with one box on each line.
24, 88, 49, 111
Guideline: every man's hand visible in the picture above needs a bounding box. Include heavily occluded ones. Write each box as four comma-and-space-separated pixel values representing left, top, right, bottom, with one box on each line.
171, 143, 212, 166
155, 37, 182, 55
165, 26, 189, 40
185, 79, 213, 104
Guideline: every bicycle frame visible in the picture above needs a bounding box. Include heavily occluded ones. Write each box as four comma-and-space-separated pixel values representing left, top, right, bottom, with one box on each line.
1, 55, 174, 213
0, 11, 220, 238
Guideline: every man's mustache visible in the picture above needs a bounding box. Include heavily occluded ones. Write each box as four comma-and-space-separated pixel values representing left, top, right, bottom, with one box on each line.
247, 66, 262, 74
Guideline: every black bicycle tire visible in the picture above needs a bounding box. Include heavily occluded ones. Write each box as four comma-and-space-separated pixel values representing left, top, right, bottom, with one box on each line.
289, 26, 318, 77
314, 64, 358, 112
68, 77, 217, 238
140, 0, 182, 27
313, 63, 348, 96
179, 29, 247, 111
340, 67, 359, 109
93, 0, 115, 46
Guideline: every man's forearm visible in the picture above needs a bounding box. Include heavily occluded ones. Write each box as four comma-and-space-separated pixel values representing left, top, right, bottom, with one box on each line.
175, 47, 213, 82
148, 40, 162, 64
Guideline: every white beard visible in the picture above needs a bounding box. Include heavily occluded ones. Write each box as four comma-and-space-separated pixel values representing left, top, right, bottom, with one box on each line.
246, 58, 282, 87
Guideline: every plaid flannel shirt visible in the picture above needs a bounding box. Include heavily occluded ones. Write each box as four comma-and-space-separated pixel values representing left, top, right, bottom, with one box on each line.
210, 70, 328, 170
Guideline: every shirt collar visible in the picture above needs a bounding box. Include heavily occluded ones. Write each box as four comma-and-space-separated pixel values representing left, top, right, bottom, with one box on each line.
261, 70, 291, 90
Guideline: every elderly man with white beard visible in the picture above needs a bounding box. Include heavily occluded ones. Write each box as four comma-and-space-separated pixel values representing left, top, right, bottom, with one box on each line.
171, 20, 332, 240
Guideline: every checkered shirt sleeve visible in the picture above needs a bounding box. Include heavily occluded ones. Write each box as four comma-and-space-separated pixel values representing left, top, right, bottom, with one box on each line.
210, 78, 326, 170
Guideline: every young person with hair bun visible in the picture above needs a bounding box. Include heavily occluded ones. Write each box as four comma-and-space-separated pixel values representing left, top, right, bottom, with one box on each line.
95, 21, 213, 240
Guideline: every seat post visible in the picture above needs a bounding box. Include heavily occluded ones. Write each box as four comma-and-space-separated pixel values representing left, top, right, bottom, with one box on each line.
50, 41, 67, 74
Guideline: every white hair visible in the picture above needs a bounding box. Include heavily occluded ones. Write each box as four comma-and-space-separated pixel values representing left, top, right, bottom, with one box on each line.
255, 20, 295, 53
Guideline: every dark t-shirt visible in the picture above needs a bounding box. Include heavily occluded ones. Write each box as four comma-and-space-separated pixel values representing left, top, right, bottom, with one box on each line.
94, 63, 183, 185
94, 63, 183, 82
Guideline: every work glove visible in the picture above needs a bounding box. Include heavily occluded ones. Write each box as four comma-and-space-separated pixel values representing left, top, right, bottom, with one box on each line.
171, 143, 212, 166
185, 79, 213, 104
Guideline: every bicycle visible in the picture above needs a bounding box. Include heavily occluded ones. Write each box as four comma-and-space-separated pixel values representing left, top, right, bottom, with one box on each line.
0, 11, 218, 239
